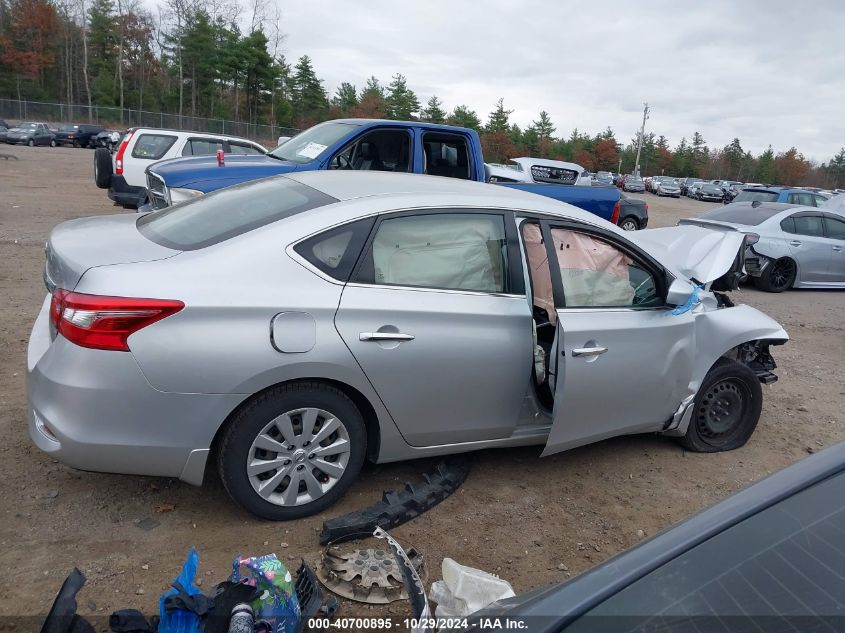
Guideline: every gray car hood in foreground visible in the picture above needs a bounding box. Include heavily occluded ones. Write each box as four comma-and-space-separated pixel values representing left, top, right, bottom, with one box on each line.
626, 225, 746, 285
46, 214, 179, 291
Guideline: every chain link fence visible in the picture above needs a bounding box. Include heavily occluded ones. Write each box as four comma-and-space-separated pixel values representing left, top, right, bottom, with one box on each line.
0, 99, 299, 147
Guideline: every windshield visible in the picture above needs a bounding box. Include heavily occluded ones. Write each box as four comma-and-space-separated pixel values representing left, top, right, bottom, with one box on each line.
20, 123, 37, 130
734, 190, 779, 203
59, 125, 78, 132
269, 121, 361, 164
702, 185, 721, 192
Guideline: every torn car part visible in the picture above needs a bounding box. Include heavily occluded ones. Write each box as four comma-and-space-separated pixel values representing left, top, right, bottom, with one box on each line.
316, 545, 424, 604
41, 568, 95, 633
373, 527, 432, 633
318, 457, 471, 545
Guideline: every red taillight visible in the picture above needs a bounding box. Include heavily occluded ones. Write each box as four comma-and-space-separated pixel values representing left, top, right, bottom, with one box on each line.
114, 130, 135, 175
645, 202, 649, 212
610, 200, 621, 225
50, 290, 183, 351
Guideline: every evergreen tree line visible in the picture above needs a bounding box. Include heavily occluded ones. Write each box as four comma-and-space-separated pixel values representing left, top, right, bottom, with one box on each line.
1, 0, 843, 188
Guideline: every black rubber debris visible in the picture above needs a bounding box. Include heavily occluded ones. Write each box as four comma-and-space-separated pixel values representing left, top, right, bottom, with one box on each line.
318, 457, 472, 545
294, 560, 323, 632
41, 568, 96, 633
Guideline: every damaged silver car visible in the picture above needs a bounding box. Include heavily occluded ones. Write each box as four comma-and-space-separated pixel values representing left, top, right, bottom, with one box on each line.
27, 171, 787, 519
681, 201, 845, 292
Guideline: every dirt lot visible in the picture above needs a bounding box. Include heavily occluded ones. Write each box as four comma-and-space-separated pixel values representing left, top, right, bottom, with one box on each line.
1, 144, 844, 627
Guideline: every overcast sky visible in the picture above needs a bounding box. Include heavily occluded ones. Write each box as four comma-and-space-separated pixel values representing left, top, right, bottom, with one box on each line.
274, 0, 844, 162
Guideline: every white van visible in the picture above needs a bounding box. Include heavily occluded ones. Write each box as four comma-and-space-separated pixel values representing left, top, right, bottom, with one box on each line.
94, 128, 266, 208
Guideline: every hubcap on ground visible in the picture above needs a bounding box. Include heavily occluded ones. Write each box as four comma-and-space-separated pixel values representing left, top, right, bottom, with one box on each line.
770, 259, 795, 289
696, 379, 748, 444
247, 407, 350, 507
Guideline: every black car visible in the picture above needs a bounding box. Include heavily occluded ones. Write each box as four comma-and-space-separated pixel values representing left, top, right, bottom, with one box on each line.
617, 191, 648, 231
465, 440, 845, 632
53, 123, 106, 148
696, 183, 724, 202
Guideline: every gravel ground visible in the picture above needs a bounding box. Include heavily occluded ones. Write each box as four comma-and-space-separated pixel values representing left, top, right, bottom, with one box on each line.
1, 144, 843, 628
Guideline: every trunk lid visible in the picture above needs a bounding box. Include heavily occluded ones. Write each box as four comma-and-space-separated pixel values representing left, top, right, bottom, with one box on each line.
626, 224, 746, 289
45, 214, 178, 291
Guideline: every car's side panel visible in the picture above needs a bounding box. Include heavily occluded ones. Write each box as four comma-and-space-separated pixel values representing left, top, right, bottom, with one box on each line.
335, 284, 533, 446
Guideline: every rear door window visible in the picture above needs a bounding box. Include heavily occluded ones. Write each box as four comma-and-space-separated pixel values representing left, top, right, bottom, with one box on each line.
422, 132, 472, 180
792, 214, 824, 237
788, 192, 815, 206
228, 141, 264, 155
132, 134, 177, 159
824, 215, 845, 239
182, 138, 225, 156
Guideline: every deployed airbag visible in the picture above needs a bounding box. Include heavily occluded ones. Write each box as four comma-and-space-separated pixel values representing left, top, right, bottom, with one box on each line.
372, 215, 505, 292
551, 229, 634, 307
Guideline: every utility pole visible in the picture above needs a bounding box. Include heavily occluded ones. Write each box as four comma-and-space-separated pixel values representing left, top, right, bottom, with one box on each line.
633, 102, 650, 178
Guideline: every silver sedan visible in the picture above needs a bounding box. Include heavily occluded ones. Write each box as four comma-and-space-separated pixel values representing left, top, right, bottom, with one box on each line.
28, 172, 788, 519
681, 201, 845, 291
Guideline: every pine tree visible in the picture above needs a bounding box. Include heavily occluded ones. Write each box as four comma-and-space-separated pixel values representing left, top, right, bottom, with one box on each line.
420, 94, 446, 123
291, 54, 327, 125
446, 105, 482, 130
756, 146, 776, 183
531, 110, 555, 139
485, 98, 512, 133
331, 82, 357, 114
385, 73, 419, 120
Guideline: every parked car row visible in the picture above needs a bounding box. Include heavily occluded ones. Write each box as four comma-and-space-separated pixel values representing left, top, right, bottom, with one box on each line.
1, 120, 118, 148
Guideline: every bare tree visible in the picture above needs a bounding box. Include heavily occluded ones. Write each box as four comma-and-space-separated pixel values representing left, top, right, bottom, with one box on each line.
78, 0, 92, 121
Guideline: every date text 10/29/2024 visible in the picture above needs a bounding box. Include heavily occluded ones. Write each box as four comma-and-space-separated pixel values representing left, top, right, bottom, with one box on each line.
306, 617, 529, 630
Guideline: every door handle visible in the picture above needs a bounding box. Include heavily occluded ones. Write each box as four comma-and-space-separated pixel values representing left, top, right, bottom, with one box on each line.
789, 240, 802, 247
833, 246, 843, 252
571, 346, 608, 358
359, 332, 415, 342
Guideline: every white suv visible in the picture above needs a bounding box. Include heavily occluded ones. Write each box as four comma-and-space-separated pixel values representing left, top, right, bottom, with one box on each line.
94, 128, 267, 208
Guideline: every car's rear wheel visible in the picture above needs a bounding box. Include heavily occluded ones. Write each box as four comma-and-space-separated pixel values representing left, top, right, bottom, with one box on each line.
217, 382, 366, 520
620, 217, 639, 231
50, 139, 56, 147
94, 147, 113, 189
752, 257, 796, 293
679, 358, 762, 453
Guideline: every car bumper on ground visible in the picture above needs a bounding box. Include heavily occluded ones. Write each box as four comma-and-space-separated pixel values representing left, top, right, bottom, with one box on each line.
107, 174, 147, 208
26, 296, 243, 484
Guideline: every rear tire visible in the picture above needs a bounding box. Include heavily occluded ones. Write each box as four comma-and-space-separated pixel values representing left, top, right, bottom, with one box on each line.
94, 147, 113, 189
619, 217, 639, 231
678, 358, 762, 453
752, 257, 796, 293
217, 382, 367, 520
50, 139, 56, 147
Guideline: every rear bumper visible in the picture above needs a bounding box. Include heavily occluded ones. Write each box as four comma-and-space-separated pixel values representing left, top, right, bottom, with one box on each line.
107, 175, 146, 208
27, 296, 242, 484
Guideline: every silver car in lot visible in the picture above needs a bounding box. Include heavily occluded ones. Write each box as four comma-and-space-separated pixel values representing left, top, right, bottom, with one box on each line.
656, 180, 681, 198
28, 172, 788, 519
681, 201, 845, 292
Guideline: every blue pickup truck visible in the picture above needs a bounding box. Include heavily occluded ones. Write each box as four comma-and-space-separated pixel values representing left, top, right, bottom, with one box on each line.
144, 119, 623, 224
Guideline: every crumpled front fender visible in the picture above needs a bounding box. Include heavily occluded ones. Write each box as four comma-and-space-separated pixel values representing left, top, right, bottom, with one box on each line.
692, 304, 788, 390
663, 303, 788, 437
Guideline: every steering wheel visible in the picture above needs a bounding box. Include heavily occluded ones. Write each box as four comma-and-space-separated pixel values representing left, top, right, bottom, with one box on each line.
331, 154, 351, 170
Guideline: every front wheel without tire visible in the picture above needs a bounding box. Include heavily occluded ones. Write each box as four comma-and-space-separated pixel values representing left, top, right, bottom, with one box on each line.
217, 382, 367, 520
678, 358, 762, 453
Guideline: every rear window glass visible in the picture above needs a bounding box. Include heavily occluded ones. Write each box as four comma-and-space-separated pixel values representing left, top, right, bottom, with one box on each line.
697, 206, 777, 226
734, 189, 779, 203
294, 218, 375, 281
137, 177, 337, 250
132, 133, 177, 160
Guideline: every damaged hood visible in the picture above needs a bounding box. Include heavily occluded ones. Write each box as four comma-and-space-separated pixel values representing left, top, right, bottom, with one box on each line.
627, 225, 746, 285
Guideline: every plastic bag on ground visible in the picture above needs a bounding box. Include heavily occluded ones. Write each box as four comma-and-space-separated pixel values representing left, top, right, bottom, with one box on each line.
428, 558, 515, 617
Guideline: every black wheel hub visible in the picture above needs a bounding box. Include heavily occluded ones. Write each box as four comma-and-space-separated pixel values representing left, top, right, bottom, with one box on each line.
696, 379, 747, 443
770, 259, 795, 289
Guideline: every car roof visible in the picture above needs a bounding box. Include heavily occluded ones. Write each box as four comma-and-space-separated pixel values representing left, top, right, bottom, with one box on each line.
742, 185, 815, 193
128, 127, 262, 144
283, 170, 605, 224
510, 157, 585, 172
327, 118, 475, 135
